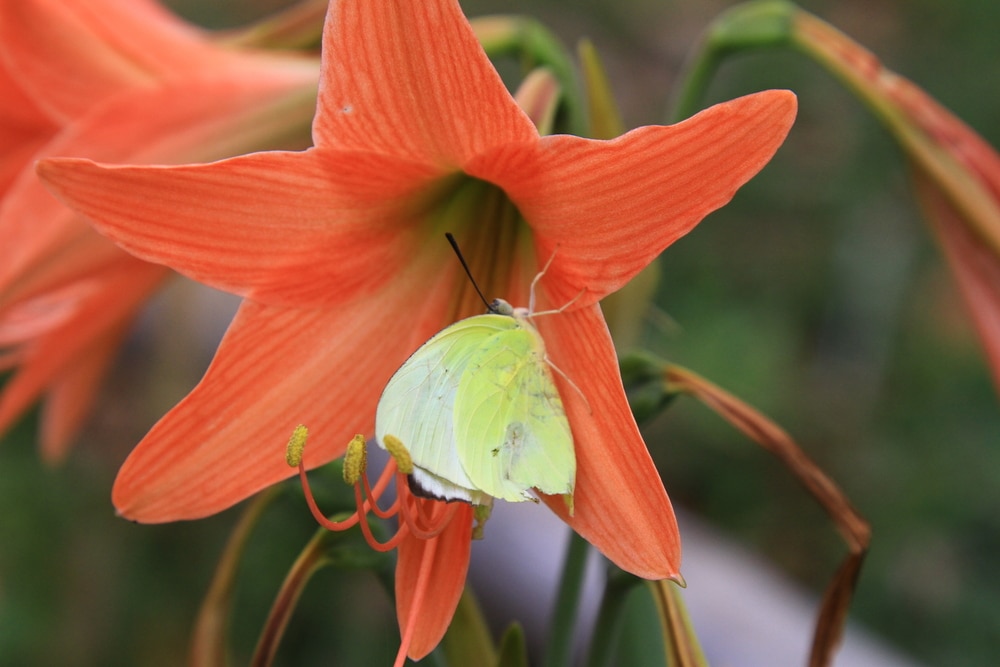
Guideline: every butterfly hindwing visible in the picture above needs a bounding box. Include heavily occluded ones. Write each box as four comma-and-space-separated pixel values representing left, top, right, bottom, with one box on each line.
453, 314, 575, 502
377, 307, 575, 505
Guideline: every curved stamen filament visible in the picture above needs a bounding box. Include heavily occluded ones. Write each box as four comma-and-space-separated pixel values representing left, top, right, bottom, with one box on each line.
361, 469, 399, 519
288, 427, 463, 553
353, 482, 410, 552
396, 477, 460, 540
296, 456, 397, 532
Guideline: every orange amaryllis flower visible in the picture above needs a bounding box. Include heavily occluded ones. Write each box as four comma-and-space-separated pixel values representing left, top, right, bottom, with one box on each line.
0, 54, 55, 200
39, 0, 796, 660
0, 0, 318, 459
789, 10, 1000, 394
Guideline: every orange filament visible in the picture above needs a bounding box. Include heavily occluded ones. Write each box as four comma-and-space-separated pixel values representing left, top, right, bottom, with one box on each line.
289, 428, 478, 667
361, 468, 398, 520
295, 455, 396, 532
396, 476, 460, 540
292, 431, 462, 554
351, 480, 409, 552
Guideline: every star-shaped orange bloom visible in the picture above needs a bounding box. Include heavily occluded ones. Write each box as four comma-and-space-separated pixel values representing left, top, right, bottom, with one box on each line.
40, 0, 796, 660
0, 0, 318, 459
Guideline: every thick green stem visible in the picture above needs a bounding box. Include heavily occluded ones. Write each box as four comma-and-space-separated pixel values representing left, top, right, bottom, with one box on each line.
249, 528, 334, 667
190, 488, 281, 667
541, 531, 592, 667
669, 1, 796, 122
471, 15, 585, 136
584, 568, 638, 667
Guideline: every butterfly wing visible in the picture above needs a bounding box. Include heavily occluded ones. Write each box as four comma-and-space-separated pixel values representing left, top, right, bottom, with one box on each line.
454, 318, 575, 502
375, 314, 513, 504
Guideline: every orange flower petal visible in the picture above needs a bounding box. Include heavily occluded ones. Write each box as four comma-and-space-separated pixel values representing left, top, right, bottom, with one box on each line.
0, 258, 167, 453
0, 50, 53, 127
39, 148, 439, 308
4, 71, 316, 296
39, 316, 131, 463
0, 64, 54, 196
916, 167, 1000, 391
395, 503, 473, 661
0, 0, 232, 123
538, 303, 681, 580
469, 90, 797, 307
112, 274, 456, 522
312, 0, 535, 165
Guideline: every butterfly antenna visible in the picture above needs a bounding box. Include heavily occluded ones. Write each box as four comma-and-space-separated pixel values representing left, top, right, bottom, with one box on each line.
445, 232, 492, 311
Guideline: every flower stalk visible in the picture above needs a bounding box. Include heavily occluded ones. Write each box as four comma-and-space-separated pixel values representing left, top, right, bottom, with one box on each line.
672, 0, 1000, 394
190, 488, 281, 667
663, 363, 870, 667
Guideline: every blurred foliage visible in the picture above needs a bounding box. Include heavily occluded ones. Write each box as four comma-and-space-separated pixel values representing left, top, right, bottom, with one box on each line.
2, 0, 999, 666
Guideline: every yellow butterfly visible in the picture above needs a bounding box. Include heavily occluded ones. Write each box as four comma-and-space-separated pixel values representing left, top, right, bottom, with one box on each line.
375, 236, 575, 506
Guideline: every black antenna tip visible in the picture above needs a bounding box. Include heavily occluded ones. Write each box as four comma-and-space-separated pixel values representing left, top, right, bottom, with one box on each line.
444, 232, 491, 310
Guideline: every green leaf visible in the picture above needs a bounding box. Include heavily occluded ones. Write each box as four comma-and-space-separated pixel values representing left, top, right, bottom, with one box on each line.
496, 623, 530, 667
441, 588, 498, 667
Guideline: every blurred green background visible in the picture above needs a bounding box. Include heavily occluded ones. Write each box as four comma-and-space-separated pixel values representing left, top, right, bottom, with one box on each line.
2, 0, 998, 665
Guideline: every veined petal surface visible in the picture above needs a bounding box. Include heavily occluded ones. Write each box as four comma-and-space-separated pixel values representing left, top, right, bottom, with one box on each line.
40, 150, 441, 308
4, 70, 317, 294
313, 0, 536, 164
468, 90, 797, 307
537, 303, 680, 579
112, 271, 456, 521
396, 503, 473, 660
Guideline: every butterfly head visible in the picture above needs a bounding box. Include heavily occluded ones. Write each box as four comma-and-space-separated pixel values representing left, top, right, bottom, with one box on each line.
488, 298, 515, 316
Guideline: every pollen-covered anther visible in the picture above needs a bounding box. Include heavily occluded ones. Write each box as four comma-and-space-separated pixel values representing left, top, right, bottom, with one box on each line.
285, 424, 309, 467
342, 434, 367, 484
382, 434, 414, 474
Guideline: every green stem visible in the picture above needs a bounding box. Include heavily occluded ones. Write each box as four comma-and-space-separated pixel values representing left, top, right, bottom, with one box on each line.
668, 0, 797, 122
472, 15, 586, 136
541, 531, 591, 667
190, 488, 281, 667
647, 580, 709, 667
669, 45, 725, 123
584, 568, 638, 667
250, 528, 334, 667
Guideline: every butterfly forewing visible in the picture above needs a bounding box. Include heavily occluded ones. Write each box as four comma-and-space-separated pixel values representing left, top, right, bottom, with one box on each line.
375, 314, 515, 502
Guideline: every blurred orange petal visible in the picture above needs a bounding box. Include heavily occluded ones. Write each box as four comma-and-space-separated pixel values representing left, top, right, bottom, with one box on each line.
792, 9, 1000, 393
0, 0, 318, 454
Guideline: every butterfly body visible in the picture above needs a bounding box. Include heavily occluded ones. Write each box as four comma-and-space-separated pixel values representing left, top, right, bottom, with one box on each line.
375, 299, 576, 505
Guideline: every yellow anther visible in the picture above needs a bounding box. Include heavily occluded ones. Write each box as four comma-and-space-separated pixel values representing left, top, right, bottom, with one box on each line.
472, 503, 493, 540
285, 424, 309, 467
382, 434, 413, 474
343, 434, 367, 484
